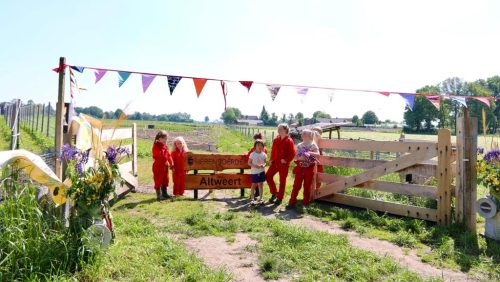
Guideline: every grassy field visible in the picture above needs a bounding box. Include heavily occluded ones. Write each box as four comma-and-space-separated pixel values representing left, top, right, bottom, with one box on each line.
2, 117, 500, 280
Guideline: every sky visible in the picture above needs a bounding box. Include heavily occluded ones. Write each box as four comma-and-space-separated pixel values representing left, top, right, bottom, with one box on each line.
1, 0, 499, 122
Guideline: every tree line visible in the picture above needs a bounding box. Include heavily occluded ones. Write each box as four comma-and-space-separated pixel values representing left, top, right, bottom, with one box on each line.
403, 76, 500, 134
74, 106, 193, 123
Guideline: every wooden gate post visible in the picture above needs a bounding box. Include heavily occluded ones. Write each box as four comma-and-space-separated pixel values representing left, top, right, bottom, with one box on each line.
455, 109, 477, 231
55, 57, 66, 179
437, 128, 452, 225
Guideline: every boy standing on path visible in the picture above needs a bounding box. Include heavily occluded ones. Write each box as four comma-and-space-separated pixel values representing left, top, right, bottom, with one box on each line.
266, 123, 296, 205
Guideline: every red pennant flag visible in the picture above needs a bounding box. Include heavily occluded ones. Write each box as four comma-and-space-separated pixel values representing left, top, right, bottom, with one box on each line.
378, 91, 390, 96
424, 95, 441, 111
193, 78, 207, 97
221, 81, 228, 110
240, 81, 253, 92
470, 97, 491, 108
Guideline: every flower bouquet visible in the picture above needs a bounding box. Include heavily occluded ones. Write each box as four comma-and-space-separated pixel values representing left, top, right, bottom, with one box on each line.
61, 144, 129, 228
478, 148, 500, 203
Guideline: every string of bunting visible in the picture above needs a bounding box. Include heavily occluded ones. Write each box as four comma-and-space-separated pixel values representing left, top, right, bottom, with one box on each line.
53, 64, 498, 111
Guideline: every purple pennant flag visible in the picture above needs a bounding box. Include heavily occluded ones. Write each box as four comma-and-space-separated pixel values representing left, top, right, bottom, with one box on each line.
266, 84, 281, 101
118, 71, 131, 87
70, 66, 85, 73
399, 93, 415, 110
142, 74, 156, 93
94, 69, 107, 84
296, 87, 309, 95
167, 76, 182, 95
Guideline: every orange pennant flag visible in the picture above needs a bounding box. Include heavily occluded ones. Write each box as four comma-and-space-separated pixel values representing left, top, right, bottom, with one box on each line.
193, 78, 207, 97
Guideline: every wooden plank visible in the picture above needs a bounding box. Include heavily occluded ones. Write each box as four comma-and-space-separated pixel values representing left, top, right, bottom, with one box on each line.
185, 173, 252, 190
184, 152, 250, 171
318, 139, 438, 153
55, 57, 66, 180
132, 123, 138, 176
316, 147, 437, 198
355, 180, 437, 198
436, 128, 452, 225
317, 173, 436, 198
321, 193, 438, 222
455, 116, 464, 222
118, 161, 132, 173
101, 128, 133, 141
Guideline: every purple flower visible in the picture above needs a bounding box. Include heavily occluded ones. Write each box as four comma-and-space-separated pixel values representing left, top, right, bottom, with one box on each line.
104, 145, 130, 164
478, 147, 484, 155
60, 144, 90, 176
60, 144, 78, 161
484, 149, 500, 164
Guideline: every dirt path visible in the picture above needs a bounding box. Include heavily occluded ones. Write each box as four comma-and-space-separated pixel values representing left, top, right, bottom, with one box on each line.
184, 233, 288, 282
133, 187, 475, 281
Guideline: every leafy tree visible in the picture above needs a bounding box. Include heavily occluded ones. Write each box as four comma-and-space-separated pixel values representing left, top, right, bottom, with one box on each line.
466, 81, 496, 133
362, 111, 378, 125
220, 107, 241, 124
75, 106, 104, 118
403, 86, 439, 132
280, 113, 286, 123
313, 111, 331, 119
204, 116, 209, 123
352, 115, 359, 126
269, 113, 279, 126
114, 108, 125, 119
295, 112, 304, 126
287, 113, 294, 124
27, 100, 34, 105
260, 106, 270, 125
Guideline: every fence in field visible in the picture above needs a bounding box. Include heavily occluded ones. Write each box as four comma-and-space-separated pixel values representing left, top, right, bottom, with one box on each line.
1, 100, 56, 150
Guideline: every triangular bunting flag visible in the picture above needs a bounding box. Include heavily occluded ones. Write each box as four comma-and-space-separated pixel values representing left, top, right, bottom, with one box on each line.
399, 93, 415, 110
221, 81, 228, 110
266, 84, 281, 101
141, 74, 156, 93
470, 96, 491, 108
70, 66, 85, 73
378, 91, 390, 96
94, 69, 107, 84
193, 78, 207, 97
296, 87, 309, 95
167, 76, 182, 95
326, 90, 335, 103
240, 81, 253, 92
118, 71, 131, 87
424, 95, 441, 111
450, 96, 467, 107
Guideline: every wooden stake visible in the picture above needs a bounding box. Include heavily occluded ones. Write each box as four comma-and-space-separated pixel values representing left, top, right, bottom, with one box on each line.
46, 102, 51, 137
437, 128, 452, 225
36, 104, 40, 132
55, 57, 66, 179
41, 104, 45, 133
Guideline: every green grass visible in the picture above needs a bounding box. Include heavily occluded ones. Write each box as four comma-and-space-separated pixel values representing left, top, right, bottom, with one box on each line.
110, 193, 432, 281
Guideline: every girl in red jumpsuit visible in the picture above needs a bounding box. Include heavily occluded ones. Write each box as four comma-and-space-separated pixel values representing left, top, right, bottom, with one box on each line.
171, 136, 189, 197
266, 123, 296, 205
152, 130, 173, 201
288, 129, 319, 208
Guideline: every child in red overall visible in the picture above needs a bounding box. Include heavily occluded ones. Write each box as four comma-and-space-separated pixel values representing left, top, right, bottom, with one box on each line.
152, 130, 173, 201
288, 129, 319, 208
312, 127, 324, 189
171, 136, 189, 197
266, 123, 296, 205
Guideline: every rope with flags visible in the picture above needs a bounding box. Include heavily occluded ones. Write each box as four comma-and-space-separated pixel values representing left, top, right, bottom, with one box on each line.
54, 64, 498, 111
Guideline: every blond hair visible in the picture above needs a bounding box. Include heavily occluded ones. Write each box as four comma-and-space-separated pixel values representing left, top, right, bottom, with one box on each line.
173, 136, 189, 152
278, 123, 290, 134
312, 126, 322, 144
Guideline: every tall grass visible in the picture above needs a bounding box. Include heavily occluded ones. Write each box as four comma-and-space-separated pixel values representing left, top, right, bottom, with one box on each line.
0, 167, 95, 281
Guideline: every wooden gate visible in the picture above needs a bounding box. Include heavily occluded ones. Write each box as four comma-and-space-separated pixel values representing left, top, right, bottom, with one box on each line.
183, 152, 252, 199
313, 129, 455, 225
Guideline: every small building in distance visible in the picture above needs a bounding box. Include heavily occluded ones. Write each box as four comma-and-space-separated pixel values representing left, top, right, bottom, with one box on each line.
236, 115, 264, 126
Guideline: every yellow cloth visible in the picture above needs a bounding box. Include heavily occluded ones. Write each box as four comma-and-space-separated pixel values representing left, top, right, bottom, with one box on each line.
0, 149, 67, 205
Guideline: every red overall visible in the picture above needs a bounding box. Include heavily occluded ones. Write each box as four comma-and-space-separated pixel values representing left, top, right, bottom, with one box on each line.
266, 136, 296, 200
152, 141, 172, 190
171, 148, 186, 196
290, 161, 316, 205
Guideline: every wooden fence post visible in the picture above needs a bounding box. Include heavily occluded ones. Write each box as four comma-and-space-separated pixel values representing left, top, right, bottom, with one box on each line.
41, 104, 45, 133
455, 109, 477, 231
55, 57, 66, 179
46, 102, 51, 137
437, 128, 452, 225
36, 104, 40, 132
132, 123, 138, 177
31, 105, 36, 133
10, 100, 20, 150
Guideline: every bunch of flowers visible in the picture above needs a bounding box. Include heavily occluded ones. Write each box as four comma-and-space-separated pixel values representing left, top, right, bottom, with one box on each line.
477, 148, 500, 202
296, 144, 318, 167
61, 144, 129, 209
